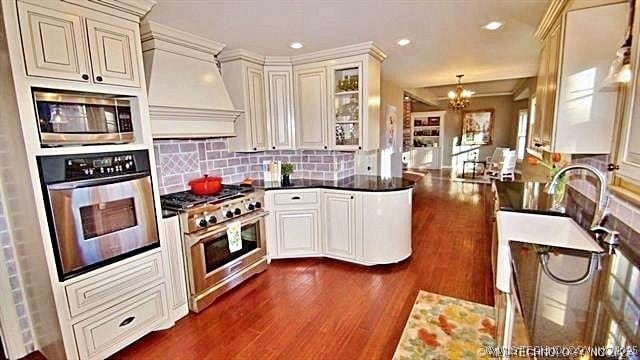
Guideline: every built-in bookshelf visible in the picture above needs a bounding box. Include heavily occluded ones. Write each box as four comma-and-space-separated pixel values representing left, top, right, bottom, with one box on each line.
410, 111, 444, 148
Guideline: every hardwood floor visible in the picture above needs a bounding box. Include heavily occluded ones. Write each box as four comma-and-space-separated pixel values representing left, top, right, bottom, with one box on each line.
24, 172, 494, 360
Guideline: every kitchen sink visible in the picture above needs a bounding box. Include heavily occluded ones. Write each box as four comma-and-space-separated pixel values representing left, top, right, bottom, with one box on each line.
495, 211, 604, 292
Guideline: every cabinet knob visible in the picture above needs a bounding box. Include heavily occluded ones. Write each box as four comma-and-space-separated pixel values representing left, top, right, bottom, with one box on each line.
324, 146, 328, 149
253, 147, 257, 151
607, 163, 620, 172
358, 146, 362, 150
272, 146, 276, 150
96, 75, 103, 82
350, 196, 354, 199
81, 74, 89, 80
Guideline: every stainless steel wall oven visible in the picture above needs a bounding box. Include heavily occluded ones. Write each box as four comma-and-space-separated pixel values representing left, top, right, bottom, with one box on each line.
38, 150, 159, 281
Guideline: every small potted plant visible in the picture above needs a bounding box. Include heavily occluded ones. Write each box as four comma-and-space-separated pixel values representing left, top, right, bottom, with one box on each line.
281, 162, 294, 186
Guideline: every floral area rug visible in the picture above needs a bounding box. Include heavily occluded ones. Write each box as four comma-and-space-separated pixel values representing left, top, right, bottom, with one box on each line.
393, 291, 497, 360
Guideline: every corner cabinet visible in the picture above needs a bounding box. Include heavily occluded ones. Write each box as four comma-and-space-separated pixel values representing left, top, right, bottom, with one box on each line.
17, 0, 141, 87
220, 54, 268, 152
528, 2, 627, 155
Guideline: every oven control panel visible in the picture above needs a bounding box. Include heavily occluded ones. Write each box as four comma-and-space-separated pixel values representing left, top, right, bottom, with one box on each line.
186, 193, 264, 233
65, 153, 137, 180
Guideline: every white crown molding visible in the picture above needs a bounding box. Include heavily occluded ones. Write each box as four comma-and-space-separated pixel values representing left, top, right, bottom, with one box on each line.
63, 0, 156, 18
218, 49, 266, 65
140, 21, 226, 56
264, 56, 293, 67
535, 0, 568, 40
290, 41, 387, 65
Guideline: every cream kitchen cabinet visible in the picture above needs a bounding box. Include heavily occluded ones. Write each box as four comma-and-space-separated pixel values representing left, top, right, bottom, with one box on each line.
220, 53, 268, 152
274, 209, 320, 257
529, 2, 627, 155
17, 0, 141, 86
264, 187, 412, 265
265, 64, 296, 150
321, 190, 357, 260
160, 215, 189, 322
294, 64, 329, 150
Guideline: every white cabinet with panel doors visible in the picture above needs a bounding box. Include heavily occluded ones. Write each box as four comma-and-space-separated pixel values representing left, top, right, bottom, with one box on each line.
528, 2, 628, 156
321, 190, 358, 260
17, 0, 141, 87
264, 62, 296, 150
293, 63, 329, 150
219, 51, 269, 152
264, 187, 412, 265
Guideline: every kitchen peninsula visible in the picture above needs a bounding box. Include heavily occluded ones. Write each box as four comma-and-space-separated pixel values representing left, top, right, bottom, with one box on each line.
262, 175, 414, 265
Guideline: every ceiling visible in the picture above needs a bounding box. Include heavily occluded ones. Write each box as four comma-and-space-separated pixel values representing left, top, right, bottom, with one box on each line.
147, 0, 549, 88
420, 77, 530, 99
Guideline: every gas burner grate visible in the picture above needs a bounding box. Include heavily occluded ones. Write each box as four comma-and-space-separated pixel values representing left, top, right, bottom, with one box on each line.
160, 184, 254, 210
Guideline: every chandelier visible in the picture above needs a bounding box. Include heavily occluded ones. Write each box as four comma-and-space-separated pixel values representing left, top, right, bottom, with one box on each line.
448, 74, 474, 110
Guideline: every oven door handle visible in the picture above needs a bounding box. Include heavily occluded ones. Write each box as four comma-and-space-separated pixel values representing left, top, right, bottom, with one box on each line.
186, 211, 269, 246
47, 172, 150, 190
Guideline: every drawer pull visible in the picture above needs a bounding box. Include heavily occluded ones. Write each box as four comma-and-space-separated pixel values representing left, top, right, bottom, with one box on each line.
119, 316, 135, 327
291, 196, 301, 200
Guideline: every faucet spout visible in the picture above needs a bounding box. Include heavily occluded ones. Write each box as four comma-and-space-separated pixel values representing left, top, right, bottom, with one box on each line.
545, 164, 609, 228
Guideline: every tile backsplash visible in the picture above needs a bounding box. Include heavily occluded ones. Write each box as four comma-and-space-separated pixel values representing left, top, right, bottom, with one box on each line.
565, 154, 640, 266
153, 138, 355, 195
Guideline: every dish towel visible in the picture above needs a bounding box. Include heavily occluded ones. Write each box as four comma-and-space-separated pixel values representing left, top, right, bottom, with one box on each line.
227, 221, 242, 253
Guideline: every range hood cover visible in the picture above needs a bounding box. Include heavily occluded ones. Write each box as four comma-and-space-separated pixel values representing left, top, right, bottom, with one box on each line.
141, 21, 242, 138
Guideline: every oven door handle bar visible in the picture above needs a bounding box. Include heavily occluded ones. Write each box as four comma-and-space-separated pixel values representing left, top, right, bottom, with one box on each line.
47, 172, 150, 190
185, 211, 269, 246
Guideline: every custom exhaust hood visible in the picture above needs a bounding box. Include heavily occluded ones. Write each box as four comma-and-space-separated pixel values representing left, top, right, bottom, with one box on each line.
140, 21, 242, 138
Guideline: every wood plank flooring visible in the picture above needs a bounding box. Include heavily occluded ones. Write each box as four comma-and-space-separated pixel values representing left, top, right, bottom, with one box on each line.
26, 172, 495, 360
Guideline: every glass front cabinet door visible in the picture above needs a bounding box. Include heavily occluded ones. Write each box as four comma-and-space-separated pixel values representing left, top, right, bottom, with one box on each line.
330, 63, 363, 150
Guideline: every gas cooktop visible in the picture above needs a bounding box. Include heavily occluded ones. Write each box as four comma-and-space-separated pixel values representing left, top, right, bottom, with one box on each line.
160, 184, 254, 210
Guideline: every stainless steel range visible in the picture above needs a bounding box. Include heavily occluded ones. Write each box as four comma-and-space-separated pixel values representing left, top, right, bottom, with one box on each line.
161, 185, 268, 312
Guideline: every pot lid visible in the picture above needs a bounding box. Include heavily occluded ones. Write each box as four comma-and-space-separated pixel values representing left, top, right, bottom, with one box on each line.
188, 174, 222, 185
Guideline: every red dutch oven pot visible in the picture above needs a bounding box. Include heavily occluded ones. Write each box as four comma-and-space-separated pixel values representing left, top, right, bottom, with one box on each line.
188, 175, 223, 195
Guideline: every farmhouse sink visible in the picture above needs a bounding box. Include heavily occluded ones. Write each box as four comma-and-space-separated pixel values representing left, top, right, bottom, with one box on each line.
495, 211, 604, 292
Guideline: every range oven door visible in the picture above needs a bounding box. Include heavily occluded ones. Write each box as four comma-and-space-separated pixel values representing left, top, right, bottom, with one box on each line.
46, 173, 158, 280
185, 211, 267, 296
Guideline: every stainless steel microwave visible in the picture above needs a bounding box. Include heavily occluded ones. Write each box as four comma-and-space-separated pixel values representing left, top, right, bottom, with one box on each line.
34, 89, 135, 146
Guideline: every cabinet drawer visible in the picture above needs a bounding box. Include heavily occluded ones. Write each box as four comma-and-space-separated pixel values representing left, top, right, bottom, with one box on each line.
65, 252, 164, 317
73, 284, 168, 360
273, 191, 319, 206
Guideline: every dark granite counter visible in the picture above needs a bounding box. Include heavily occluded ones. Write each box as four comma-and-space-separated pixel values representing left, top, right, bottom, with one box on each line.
494, 181, 565, 216
253, 175, 414, 192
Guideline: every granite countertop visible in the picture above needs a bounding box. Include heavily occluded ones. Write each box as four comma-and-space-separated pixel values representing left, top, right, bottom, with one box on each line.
494, 180, 565, 216
252, 175, 415, 192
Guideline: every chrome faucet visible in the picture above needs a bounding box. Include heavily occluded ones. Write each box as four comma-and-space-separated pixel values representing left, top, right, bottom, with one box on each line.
545, 164, 609, 229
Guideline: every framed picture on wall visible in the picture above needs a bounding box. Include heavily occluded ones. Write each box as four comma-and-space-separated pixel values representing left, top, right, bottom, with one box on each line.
461, 109, 494, 145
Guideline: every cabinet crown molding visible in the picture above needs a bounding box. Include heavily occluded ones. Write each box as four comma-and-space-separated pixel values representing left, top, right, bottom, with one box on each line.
218, 48, 266, 65
264, 56, 293, 67
535, 0, 568, 40
291, 41, 386, 65
140, 21, 226, 56
63, 0, 156, 18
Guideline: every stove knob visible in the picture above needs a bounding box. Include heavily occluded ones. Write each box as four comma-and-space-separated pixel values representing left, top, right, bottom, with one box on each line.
226, 210, 234, 218
254, 201, 262, 209
198, 218, 208, 227
208, 216, 217, 224
247, 203, 255, 211
234, 208, 241, 215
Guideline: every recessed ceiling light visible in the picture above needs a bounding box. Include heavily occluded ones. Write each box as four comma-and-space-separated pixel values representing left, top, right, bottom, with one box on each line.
289, 42, 303, 49
483, 21, 503, 30
397, 39, 411, 46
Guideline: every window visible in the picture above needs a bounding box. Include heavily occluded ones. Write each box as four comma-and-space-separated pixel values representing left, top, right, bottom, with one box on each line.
517, 109, 528, 160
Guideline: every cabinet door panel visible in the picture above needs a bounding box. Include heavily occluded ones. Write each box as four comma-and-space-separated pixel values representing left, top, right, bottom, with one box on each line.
295, 68, 328, 149
540, 23, 561, 146
17, 2, 90, 82
247, 66, 268, 150
86, 18, 140, 87
275, 209, 319, 256
267, 70, 295, 149
322, 192, 355, 259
